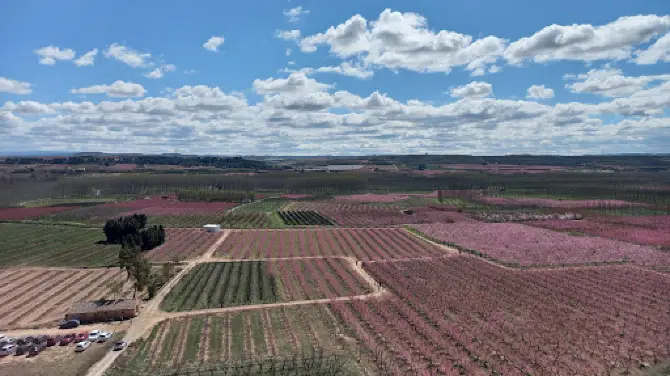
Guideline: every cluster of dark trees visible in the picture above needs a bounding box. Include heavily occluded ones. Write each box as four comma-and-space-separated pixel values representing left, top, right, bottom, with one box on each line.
1, 155, 270, 169
103, 214, 166, 251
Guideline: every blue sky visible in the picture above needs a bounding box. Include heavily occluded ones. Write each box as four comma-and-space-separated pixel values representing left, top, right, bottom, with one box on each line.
1, 0, 669, 155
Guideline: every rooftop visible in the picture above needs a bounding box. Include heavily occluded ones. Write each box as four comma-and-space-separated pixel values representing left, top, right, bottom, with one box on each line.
68, 299, 137, 314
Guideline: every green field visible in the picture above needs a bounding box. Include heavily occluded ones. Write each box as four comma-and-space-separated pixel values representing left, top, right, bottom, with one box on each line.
0, 223, 118, 266
22, 197, 118, 208
161, 262, 281, 311
161, 259, 369, 312
108, 306, 364, 375
233, 199, 289, 213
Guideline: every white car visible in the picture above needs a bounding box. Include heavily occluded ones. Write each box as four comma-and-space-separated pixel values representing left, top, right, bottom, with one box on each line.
0, 334, 5, 340
96, 332, 112, 342
75, 341, 91, 352
0, 344, 16, 356
88, 330, 101, 341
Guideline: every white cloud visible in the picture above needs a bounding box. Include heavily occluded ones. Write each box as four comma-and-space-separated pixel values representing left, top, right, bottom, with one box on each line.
104, 43, 152, 68
4, 77, 670, 155
34, 46, 75, 65
286, 48, 293, 56
450, 81, 493, 98
70, 80, 147, 97
284, 6, 309, 23
315, 62, 373, 79
276, 29, 302, 41
0, 77, 33, 95
203, 36, 225, 52
565, 68, 670, 97
184, 69, 197, 74
253, 72, 333, 94
505, 15, 670, 64
144, 64, 177, 79
635, 32, 670, 64
300, 9, 506, 75
74, 48, 99, 67
527, 85, 555, 99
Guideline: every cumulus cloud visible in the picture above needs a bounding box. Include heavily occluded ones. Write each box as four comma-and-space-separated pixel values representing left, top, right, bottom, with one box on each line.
565, 68, 670, 97
505, 15, 670, 64
450, 81, 493, 98
315, 62, 373, 79
300, 9, 506, 76
0, 77, 33, 95
144, 64, 177, 79
70, 80, 147, 97
527, 85, 555, 99
203, 36, 225, 52
34, 46, 76, 65
635, 32, 670, 64
74, 48, 99, 67
253, 72, 333, 94
276, 29, 302, 41
284, 6, 309, 23
104, 43, 152, 68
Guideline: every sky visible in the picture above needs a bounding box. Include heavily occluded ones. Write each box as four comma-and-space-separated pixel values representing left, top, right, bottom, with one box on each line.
1, 0, 670, 156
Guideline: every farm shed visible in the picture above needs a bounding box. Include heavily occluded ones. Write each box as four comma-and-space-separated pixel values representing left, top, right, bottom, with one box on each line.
65, 299, 139, 323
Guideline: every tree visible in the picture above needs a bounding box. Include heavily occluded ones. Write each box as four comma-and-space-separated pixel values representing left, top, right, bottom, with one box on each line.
119, 243, 152, 298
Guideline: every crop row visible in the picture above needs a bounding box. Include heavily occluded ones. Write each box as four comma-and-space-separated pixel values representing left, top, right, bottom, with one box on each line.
0, 223, 118, 267
110, 305, 358, 373
0, 267, 133, 330
285, 202, 465, 226
526, 215, 670, 249
277, 211, 333, 226
161, 259, 369, 311
332, 256, 670, 375
215, 228, 447, 261
220, 212, 273, 228
413, 222, 670, 267
146, 229, 224, 262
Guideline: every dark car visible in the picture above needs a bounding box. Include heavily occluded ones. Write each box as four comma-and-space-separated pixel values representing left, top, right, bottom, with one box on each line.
59, 320, 80, 329
28, 344, 44, 356
16, 337, 32, 346
15, 345, 30, 356
35, 335, 49, 345
46, 336, 59, 347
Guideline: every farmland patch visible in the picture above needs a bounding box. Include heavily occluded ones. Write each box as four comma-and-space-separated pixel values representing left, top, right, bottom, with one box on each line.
146, 228, 224, 262
0, 267, 133, 330
160, 259, 370, 311
0, 223, 118, 267
215, 228, 449, 260
413, 222, 670, 267
108, 306, 365, 375
333, 256, 670, 375
277, 210, 333, 226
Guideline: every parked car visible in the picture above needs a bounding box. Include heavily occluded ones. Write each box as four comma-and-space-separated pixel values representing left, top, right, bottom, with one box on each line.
0, 337, 15, 346
96, 332, 113, 343
28, 344, 44, 356
75, 332, 88, 342
16, 337, 33, 346
113, 341, 128, 351
60, 334, 76, 346
15, 344, 30, 356
74, 341, 91, 352
0, 344, 17, 356
0, 334, 4, 340
46, 336, 60, 347
35, 335, 49, 345
88, 330, 101, 341
59, 320, 80, 329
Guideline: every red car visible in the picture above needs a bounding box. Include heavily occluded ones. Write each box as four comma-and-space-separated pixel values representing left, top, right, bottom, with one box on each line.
75, 332, 88, 342
59, 334, 75, 346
